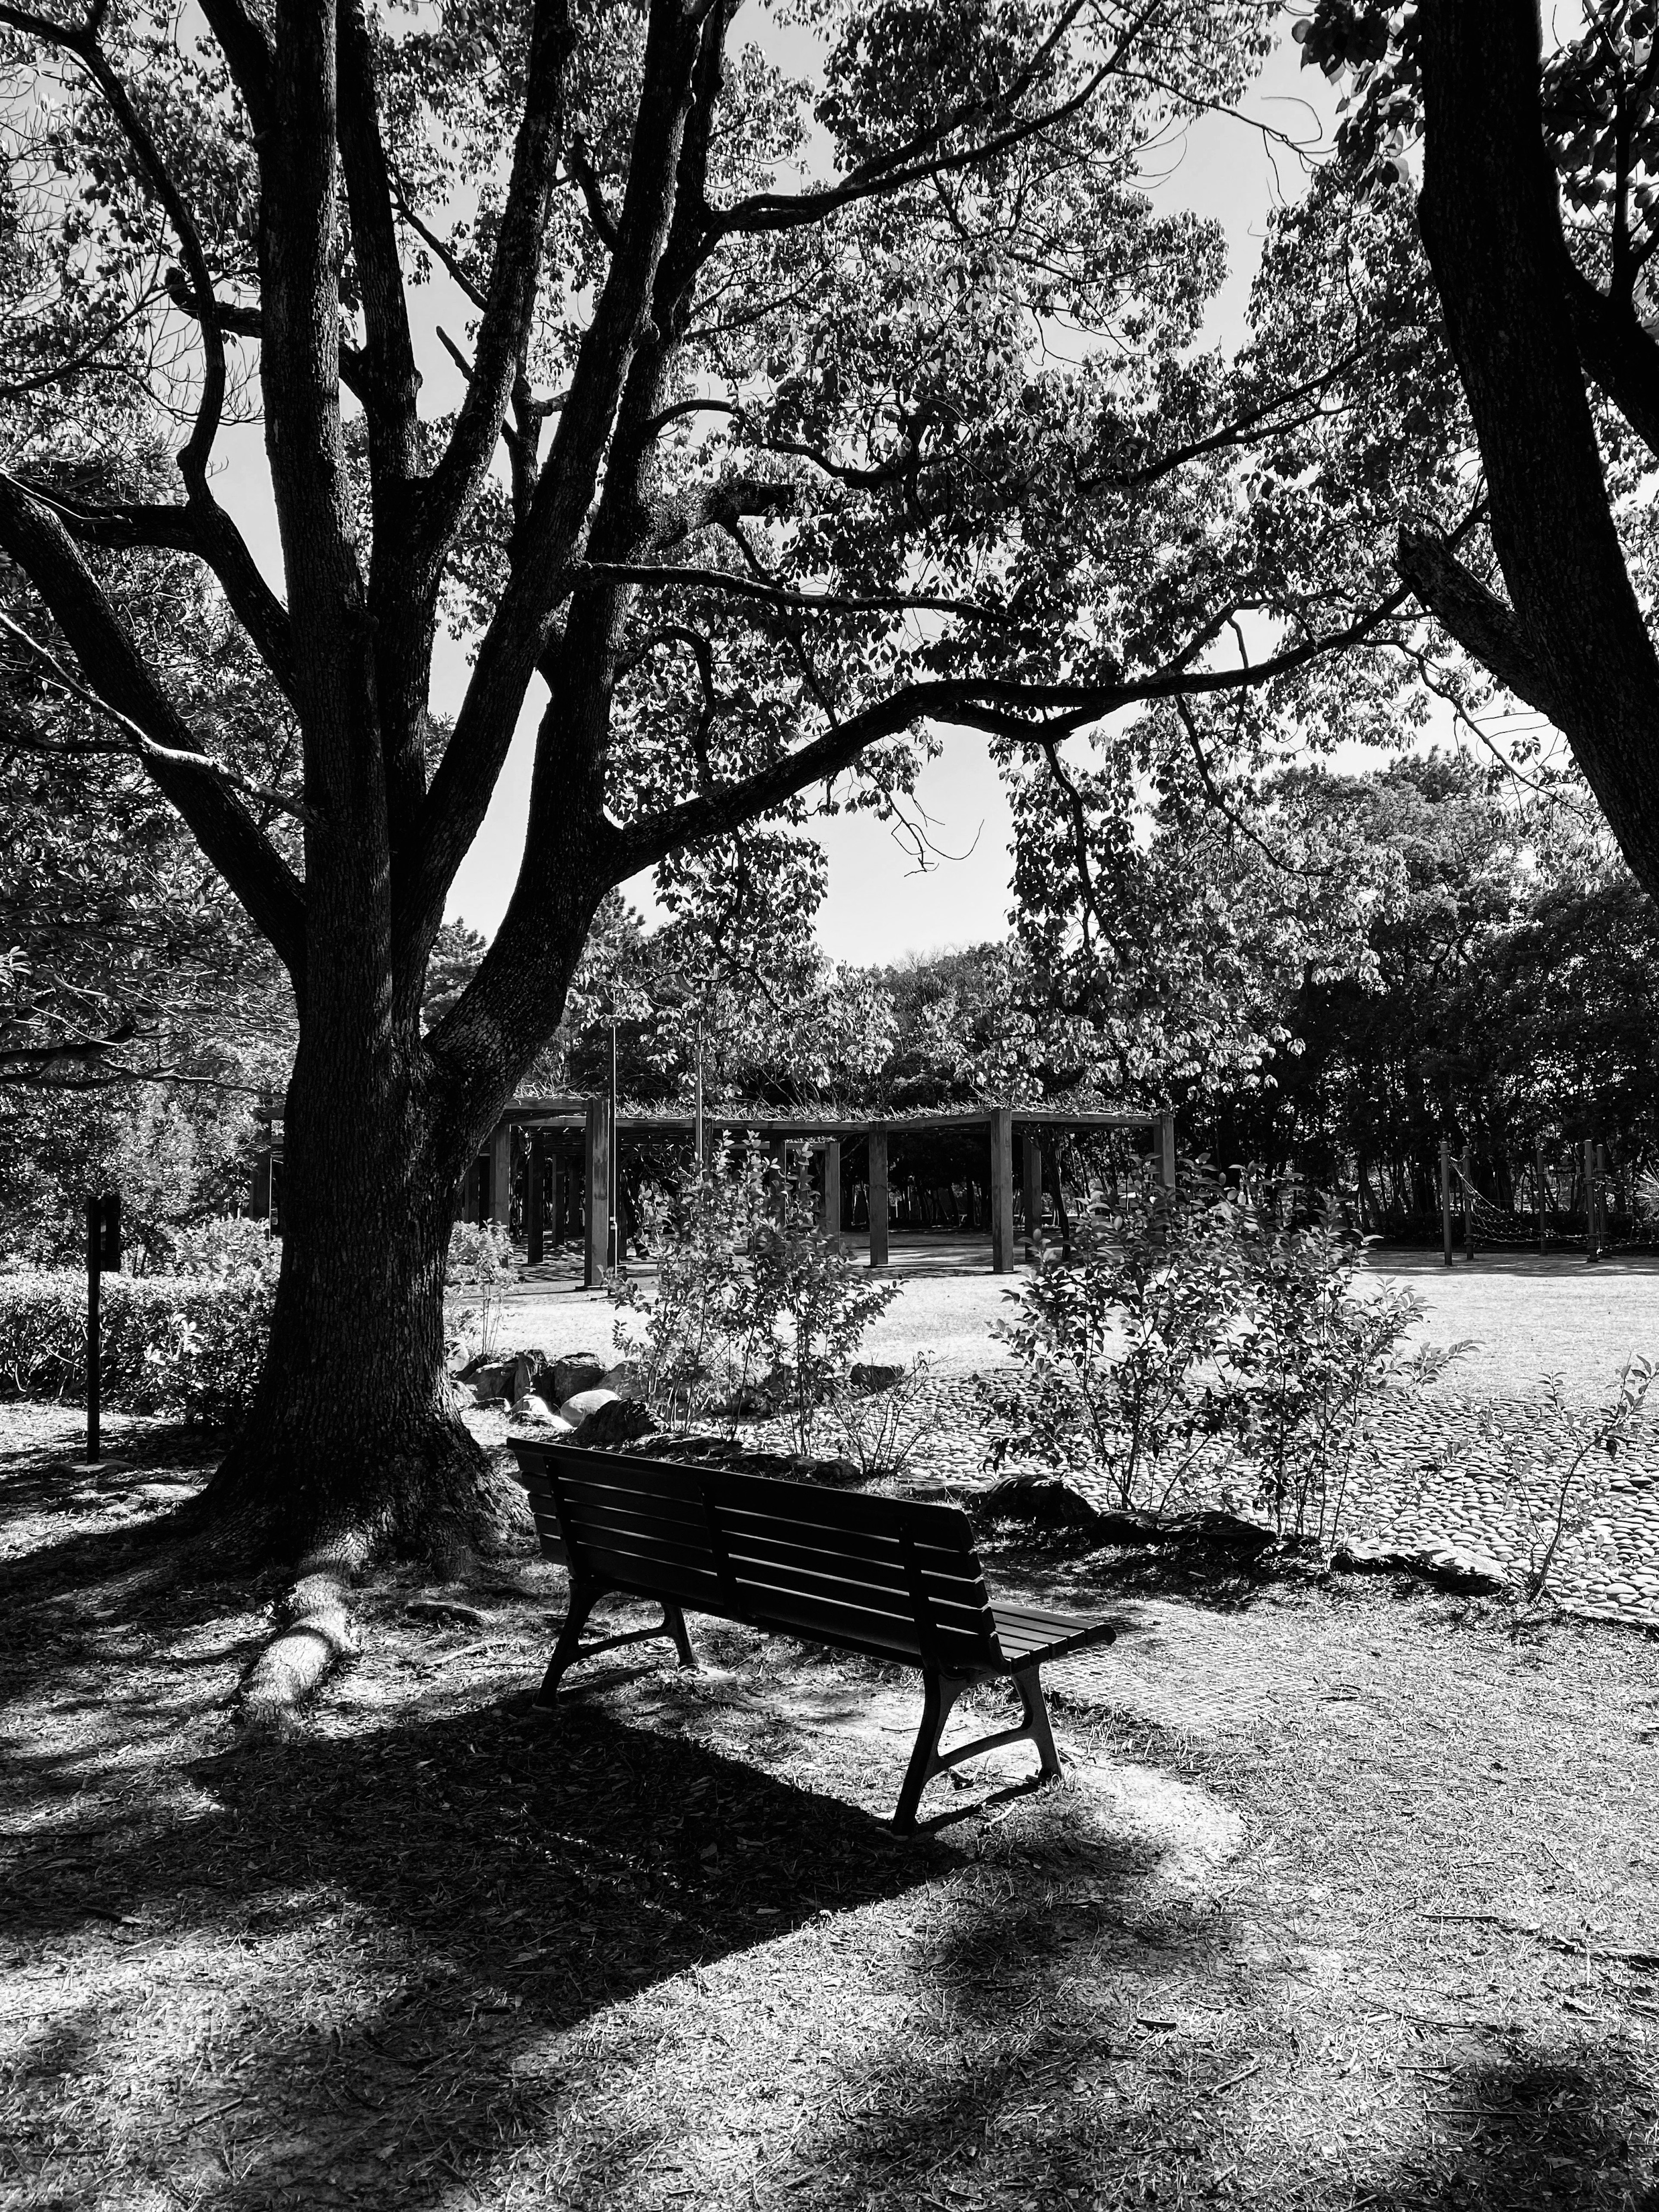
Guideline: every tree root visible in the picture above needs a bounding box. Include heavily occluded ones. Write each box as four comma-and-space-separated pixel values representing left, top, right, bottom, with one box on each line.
239, 1536, 368, 1735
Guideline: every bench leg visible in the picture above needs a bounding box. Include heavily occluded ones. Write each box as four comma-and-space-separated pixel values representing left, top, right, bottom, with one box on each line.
1014, 1664, 1061, 1781
534, 1575, 605, 1709
893, 1665, 1065, 1831
894, 1670, 969, 1833
534, 1583, 699, 1710
664, 1601, 696, 1669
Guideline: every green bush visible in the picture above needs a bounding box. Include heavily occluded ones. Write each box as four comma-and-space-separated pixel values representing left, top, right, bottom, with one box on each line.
612, 1143, 902, 1449
0, 1264, 276, 1427
986, 1167, 1465, 1547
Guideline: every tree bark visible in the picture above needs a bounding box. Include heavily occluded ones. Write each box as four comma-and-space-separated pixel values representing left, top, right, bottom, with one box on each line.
198, 1015, 493, 1563
1411, 0, 1659, 903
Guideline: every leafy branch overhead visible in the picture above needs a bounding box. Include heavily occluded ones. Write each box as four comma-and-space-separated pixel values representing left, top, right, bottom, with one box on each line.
0, 0, 1429, 1119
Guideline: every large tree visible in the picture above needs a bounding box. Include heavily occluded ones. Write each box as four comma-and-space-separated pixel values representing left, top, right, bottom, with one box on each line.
1287, 0, 1659, 910
0, 0, 1406, 1669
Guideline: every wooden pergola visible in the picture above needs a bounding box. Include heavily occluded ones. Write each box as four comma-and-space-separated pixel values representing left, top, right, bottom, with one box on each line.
464, 1097, 1176, 1287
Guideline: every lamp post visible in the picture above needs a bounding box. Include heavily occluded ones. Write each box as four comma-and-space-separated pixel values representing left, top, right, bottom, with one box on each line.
693, 1007, 705, 1169
608, 994, 620, 1271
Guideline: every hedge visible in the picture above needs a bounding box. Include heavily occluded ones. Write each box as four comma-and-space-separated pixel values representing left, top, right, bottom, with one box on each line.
0, 1268, 275, 1427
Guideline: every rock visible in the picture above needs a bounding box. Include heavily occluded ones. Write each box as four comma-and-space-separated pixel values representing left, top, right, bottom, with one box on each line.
979, 1475, 1103, 1532
598, 1360, 646, 1402
849, 1361, 906, 1393
508, 1394, 574, 1430
550, 1353, 607, 1403
560, 1387, 618, 1425
572, 1397, 655, 1447
469, 1362, 515, 1404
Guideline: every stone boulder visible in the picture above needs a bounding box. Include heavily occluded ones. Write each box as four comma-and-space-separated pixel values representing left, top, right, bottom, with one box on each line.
508, 1394, 574, 1431
574, 1396, 655, 1447
849, 1361, 906, 1393
598, 1359, 646, 1402
549, 1352, 607, 1404
467, 1361, 515, 1404
559, 1387, 618, 1425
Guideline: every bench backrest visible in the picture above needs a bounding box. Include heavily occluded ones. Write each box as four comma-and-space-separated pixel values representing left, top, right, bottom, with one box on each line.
512, 1439, 1002, 1674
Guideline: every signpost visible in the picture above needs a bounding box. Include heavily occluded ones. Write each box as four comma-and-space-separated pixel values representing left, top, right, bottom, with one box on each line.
85, 1191, 120, 1463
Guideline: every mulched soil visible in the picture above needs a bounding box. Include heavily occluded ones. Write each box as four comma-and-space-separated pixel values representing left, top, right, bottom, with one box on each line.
4, 1402, 1659, 2212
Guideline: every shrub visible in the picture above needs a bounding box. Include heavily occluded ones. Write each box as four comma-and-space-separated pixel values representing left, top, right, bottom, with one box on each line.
987, 1166, 1464, 1547
168, 1214, 282, 1281
611, 1150, 773, 1431
1224, 1198, 1462, 1544
445, 1220, 515, 1364
612, 1143, 902, 1450
983, 1170, 1247, 1513
742, 1168, 902, 1458
0, 1265, 276, 1427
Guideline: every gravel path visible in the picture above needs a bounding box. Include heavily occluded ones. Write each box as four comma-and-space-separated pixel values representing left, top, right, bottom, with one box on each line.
723, 1371, 1659, 1631
482, 1250, 1659, 1630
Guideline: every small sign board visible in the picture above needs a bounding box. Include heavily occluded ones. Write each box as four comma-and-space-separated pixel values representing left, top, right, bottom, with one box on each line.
90, 1192, 121, 1273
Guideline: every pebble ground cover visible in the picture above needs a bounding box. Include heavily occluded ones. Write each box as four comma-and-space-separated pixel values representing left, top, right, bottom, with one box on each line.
4, 1399, 1659, 2212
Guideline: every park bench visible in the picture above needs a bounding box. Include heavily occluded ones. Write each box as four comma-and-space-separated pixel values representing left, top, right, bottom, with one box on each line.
511, 1438, 1122, 1831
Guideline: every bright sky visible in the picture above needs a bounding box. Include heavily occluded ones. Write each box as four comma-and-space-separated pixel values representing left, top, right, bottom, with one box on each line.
207, 21, 1337, 965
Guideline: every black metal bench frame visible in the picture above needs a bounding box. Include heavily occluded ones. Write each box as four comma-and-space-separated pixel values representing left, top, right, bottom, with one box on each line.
512, 1439, 1119, 1831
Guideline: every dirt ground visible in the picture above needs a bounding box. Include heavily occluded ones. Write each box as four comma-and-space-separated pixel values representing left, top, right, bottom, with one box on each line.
5, 1402, 1659, 2212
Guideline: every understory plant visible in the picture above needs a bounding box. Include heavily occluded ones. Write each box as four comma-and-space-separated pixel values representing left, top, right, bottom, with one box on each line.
738, 1166, 903, 1456
612, 1146, 901, 1451
983, 1168, 1246, 1511
610, 1149, 772, 1432
1225, 1197, 1466, 1543
988, 1166, 1462, 1547
821, 1355, 935, 1482
444, 1222, 515, 1366
1468, 1358, 1656, 1623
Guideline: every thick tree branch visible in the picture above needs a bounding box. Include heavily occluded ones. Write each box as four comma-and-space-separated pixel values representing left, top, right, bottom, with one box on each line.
568, 134, 621, 250
613, 581, 1410, 877
397, 0, 709, 966
1417, 0, 1659, 902
196, 0, 274, 133
417, 0, 572, 568
0, 474, 308, 983
1395, 524, 1570, 730
13, 478, 299, 709
1560, 255, 1659, 465
337, 0, 422, 502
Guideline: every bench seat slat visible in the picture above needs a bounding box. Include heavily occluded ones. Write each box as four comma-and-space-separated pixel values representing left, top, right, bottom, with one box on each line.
714, 1520, 991, 1602
713, 1493, 972, 1562
719, 1547, 992, 1628
544, 1474, 710, 1534
989, 1603, 1118, 1662
740, 1593, 993, 1672
539, 1444, 973, 1547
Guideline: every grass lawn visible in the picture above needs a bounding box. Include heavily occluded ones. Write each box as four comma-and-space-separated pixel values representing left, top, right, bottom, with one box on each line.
4, 1405, 1658, 2212
487, 1250, 1659, 1399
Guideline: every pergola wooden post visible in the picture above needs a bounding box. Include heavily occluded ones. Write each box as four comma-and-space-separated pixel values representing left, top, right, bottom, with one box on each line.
868, 1125, 890, 1269
490, 1123, 512, 1230
989, 1107, 1015, 1273
526, 1134, 545, 1265
550, 1142, 564, 1245
585, 1096, 610, 1288
1022, 1131, 1042, 1260
822, 1138, 842, 1251
1156, 1109, 1176, 1189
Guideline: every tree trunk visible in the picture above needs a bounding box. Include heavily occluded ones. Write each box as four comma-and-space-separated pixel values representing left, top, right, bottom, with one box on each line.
197, 1013, 505, 1568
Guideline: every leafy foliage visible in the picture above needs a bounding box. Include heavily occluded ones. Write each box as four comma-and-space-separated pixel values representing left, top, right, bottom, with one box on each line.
987, 1165, 1461, 1546
0, 1262, 276, 1425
